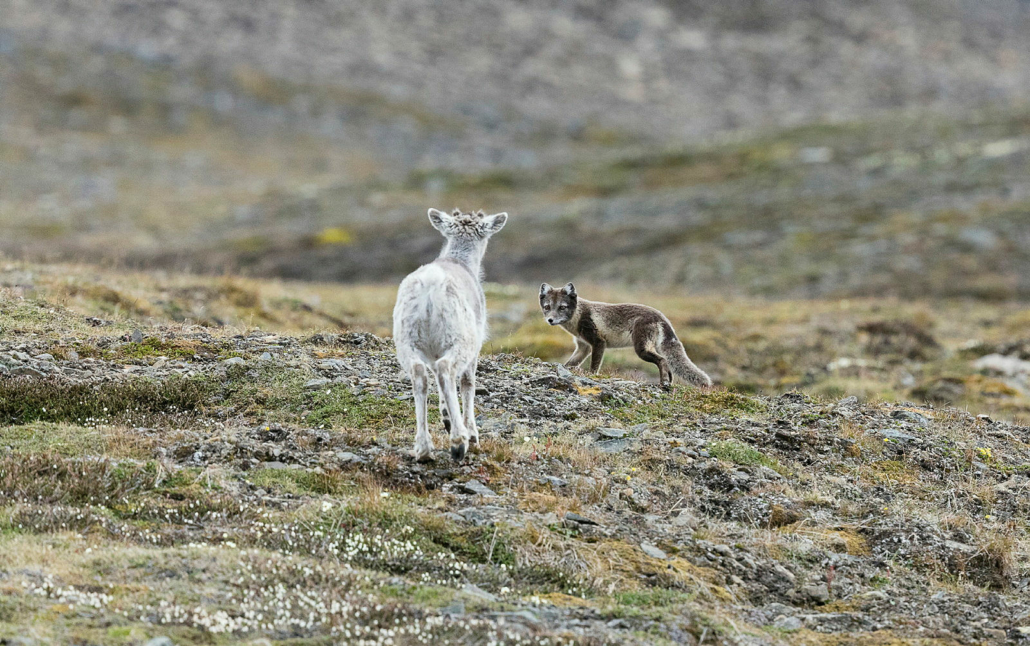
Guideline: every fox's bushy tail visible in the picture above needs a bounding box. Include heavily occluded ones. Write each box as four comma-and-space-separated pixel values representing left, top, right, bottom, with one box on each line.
662, 337, 712, 387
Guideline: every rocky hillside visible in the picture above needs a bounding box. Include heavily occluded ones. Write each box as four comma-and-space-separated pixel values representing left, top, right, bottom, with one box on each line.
2, 2, 1030, 297
0, 296, 1028, 644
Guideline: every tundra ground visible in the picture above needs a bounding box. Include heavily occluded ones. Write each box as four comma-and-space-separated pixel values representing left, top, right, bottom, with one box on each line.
1, 267, 1029, 645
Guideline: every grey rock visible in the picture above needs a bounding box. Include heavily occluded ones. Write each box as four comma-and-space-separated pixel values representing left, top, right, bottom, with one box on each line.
335, 451, 364, 464
462, 583, 497, 603
672, 509, 699, 529
596, 427, 626, 439
460, 479, 497, 497
802, 583, 830, 604
871, 428, 920, 443
539, 475, 567, 488
145, 638, 174, 646
304, 378, 331, 390
596, 438, 635, 453
33, 353, 54, 361
891, 409, 929, 425
773, 615, 802, 631
640, 542, 668, 560
564, 512, 599, 526
130, 329, 144, 343
11, 366, 44, 378
259, 461, 288, 470
11, 351, 32, 362
771, 564, 796, 583
441, 600, 465, 616
763, 602, 794, 618
972, 353, 1030, 376
258, 352, 273, 361
222, 357, 246, 366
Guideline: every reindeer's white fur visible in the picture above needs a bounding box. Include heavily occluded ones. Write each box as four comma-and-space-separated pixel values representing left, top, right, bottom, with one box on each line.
393, 208, 508, 462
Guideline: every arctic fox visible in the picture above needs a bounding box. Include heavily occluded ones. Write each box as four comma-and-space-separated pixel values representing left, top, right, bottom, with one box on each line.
539, 283, 712, 388
394, 208, 508, 462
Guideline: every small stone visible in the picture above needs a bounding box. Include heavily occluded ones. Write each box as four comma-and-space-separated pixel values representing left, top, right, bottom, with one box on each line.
891, 410, 929, 426
223, 357, 246, 366
130, 329, 144, 344
672, 509, 699, 529
145, 638, 174, 646
304, 378, 331, 390
260, 461, 288, 470
870, 428, 919, 443
771, 564, 796, 583
564, 512, 599, 526
539, 475, 567, 488
462, 583, 497, 602
596, 438, 634, 453
66, 349, 79, 360
983, 629, 1006, 641
460, 479, 497, 497
335, 451, 363, 464
773, 616, 802, 631
802, 583, 830, 604
640, 542, 667, 560
258, 352, 273, 361
11, 366, 44, 378
33, 353, 54, 362
441, 600, 465, 616
596, 427, 626, 439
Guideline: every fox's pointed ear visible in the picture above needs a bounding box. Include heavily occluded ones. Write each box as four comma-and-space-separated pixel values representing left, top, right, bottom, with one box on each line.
482, 212, 508, 235
540, 283, 552, 297
562, 282, 576, 297
428, 208, 448, 231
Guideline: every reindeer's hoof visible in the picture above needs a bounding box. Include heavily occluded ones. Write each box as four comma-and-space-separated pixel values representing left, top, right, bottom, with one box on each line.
414, 441, 435, 463
450, 441, 468, 462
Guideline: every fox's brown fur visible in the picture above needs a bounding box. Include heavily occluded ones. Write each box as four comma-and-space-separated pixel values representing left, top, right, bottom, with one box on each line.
540, 283, 712, 388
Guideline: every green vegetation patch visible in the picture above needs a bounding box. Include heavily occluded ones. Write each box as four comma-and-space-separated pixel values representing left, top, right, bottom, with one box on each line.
0, 375, 212, 426
613, 388, 767, 425
0, 422, 148, 459
707, 439, 781, 471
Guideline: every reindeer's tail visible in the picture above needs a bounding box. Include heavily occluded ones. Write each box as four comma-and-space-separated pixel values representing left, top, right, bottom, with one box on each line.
662, 336, 712, 387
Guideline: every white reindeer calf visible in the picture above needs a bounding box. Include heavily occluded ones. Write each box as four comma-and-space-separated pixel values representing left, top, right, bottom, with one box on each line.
393, 208, 508, 462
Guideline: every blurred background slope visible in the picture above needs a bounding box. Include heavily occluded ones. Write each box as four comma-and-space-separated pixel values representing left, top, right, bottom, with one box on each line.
1, 0, 1030, 297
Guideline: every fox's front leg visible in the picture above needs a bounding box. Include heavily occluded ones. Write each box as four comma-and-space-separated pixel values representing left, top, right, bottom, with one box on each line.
565, 338, 591, 368
589, 341, 607, 374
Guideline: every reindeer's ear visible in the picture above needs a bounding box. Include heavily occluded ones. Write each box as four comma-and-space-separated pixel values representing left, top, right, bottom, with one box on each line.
481, 212, 508, 235
562, 282, 577, 297
428, 208, 448, 231
540, 283, 552, 297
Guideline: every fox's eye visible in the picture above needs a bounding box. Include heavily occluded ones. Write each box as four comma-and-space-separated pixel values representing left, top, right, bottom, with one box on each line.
558, 304, 567, 310
543, 305, 550, 310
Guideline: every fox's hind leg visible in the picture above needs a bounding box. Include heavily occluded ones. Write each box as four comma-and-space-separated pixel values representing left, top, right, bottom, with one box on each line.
633, 326, 673, 388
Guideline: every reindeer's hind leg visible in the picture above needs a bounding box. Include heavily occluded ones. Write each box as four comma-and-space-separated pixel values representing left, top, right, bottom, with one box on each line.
435, 357, 469, 462
410, 361, 434, 462
460, 358, 479, 446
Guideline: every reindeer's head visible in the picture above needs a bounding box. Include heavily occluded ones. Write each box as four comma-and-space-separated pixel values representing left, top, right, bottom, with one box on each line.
428, 208, 508, 242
